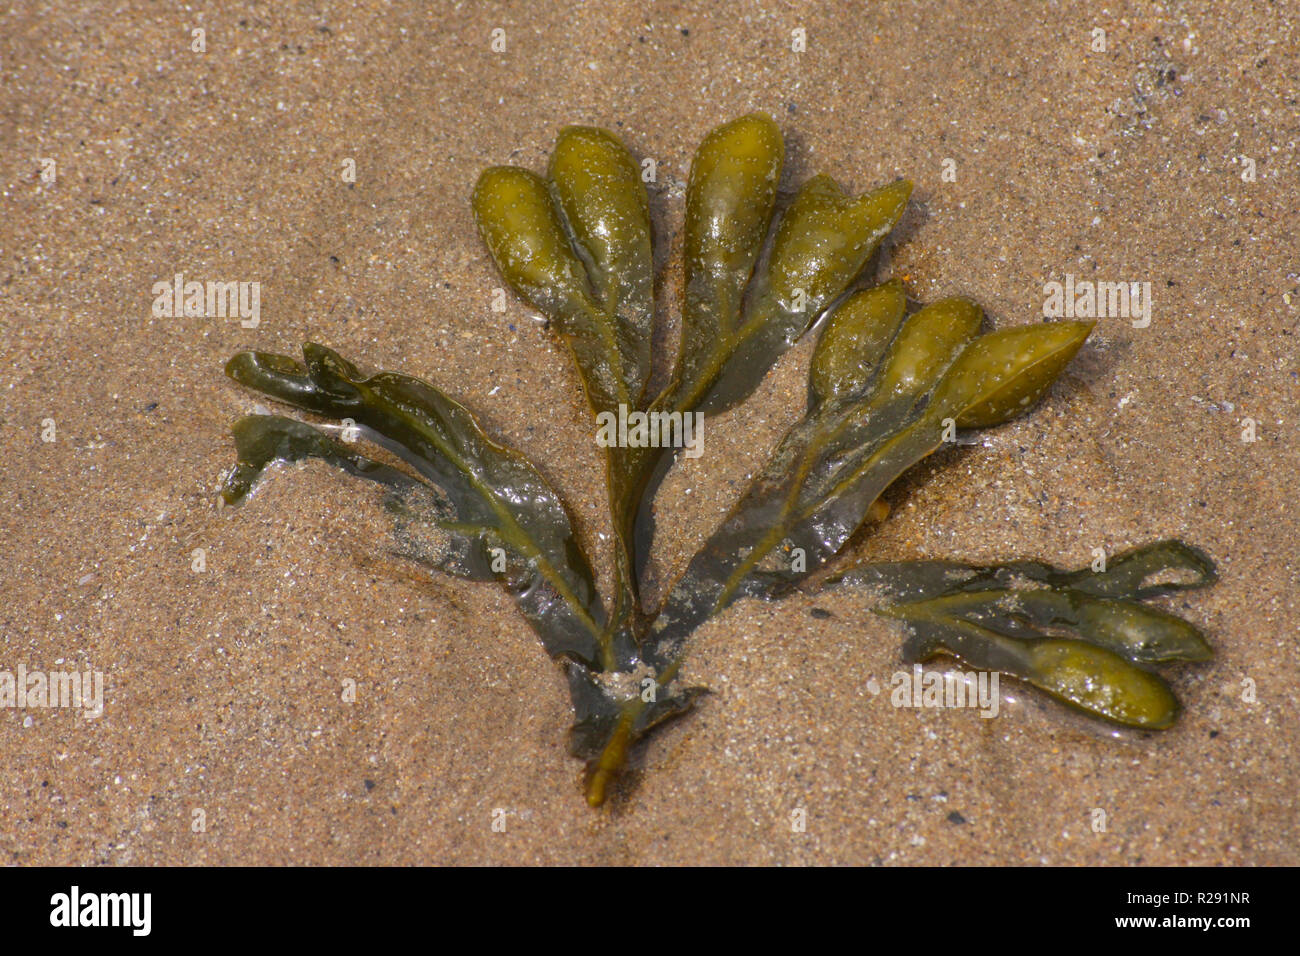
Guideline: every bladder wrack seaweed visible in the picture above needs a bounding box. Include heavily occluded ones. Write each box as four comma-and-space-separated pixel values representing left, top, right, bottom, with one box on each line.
221, 114, 1217, 807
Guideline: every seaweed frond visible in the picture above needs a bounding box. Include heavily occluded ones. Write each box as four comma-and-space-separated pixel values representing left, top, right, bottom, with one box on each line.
220, 114, 1219, 807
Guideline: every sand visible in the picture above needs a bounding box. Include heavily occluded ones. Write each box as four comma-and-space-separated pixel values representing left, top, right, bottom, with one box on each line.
1, 0, 1295, 864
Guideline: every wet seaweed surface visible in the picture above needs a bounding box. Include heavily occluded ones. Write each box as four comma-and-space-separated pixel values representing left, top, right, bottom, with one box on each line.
222, 114, 1218, 807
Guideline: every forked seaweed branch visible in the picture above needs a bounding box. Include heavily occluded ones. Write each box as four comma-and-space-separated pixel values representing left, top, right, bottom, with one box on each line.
220, 114, 1217, 807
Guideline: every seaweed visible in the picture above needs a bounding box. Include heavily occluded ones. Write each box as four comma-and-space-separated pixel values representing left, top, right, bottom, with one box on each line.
829, 541, 1217, 729
220, 113, 1218, 806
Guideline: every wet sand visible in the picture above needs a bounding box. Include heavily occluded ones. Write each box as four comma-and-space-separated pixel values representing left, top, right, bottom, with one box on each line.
1, 0, 1296, 864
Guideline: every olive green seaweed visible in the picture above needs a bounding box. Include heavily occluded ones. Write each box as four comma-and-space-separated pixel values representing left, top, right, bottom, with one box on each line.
830, 541, 1217, 728
221, 114, 1218, 808
224, 348, 623, 670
